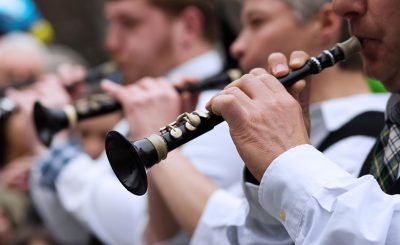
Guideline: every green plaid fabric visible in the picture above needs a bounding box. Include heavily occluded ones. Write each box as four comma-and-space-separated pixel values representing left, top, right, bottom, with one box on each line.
370, 123, 400, 192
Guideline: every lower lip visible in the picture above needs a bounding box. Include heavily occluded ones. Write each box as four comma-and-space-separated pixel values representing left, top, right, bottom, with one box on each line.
362, 39, 380, 52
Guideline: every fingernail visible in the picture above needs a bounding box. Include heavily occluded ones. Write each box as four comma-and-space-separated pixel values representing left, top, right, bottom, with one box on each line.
291, 58, 302, 66
274, 64, 287, 74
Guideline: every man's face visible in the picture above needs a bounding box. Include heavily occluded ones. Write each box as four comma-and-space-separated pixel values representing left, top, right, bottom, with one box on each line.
333, 0, 400, 92
231, 0, 317, 72
105, 0, 179, 83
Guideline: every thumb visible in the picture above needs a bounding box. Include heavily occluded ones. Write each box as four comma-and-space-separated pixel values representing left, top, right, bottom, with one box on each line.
287, 80, 306, 102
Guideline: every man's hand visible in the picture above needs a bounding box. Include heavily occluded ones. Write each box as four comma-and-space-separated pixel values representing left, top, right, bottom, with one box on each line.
56, 63, 88, 99
206, 51, 311, 181
173, 77, 201, 113
101, 78, 181, 139
33, 75, 72, 108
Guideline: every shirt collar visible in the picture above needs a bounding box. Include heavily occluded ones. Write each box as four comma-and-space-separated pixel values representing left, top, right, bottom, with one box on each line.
166, 50, 223, 82
310, 93, 389, 132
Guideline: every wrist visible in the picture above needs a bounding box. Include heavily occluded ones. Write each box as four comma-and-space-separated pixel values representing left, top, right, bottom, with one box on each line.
250, 142, 310, 182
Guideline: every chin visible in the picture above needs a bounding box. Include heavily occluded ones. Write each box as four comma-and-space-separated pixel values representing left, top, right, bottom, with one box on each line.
365, 65, 400, 93
379, 80, 400, 93
123, 71, 142, 84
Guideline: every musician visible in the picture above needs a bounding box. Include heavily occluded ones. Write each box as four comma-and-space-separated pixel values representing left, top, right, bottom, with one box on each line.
104, 0, 390, 244
206, 0, 400, 243
0, 44, 90, 171
31, 0, 244, 244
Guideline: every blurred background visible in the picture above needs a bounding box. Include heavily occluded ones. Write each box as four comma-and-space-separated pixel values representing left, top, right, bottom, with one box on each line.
1, 0, 109, 66
34, 0, 109, 66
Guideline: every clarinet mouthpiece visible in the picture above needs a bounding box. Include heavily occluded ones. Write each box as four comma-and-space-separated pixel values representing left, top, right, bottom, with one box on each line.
336, 36, 361, 59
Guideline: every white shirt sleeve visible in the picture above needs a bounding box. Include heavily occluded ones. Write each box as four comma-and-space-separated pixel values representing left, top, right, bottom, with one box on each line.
191, 182, 293, 245
56, 152, 148, 245
259, 144, 400, 245
241, 180, 293, 245
192, 125, 376, 245
191, 188, 247, 245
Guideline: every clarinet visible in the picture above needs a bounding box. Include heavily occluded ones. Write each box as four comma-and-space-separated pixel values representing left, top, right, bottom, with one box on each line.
105, 37, 361, 195
0, 77, 36, 97
0, 97, 17, 120
65, 61, 123, 92
34, 69, 242, 147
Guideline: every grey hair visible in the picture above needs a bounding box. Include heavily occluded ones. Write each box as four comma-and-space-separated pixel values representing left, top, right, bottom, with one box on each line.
283, 0, 331, 22
0, 32, 49, 70
0, 32, 48, 61
0, 33, 88, 73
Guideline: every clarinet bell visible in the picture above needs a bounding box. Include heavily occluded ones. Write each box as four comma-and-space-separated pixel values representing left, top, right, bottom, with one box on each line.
105, 131, 148, 195
33, 102, 69, 147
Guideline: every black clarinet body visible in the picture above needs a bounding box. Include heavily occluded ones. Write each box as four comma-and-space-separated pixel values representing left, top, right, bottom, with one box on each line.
34, 69, 242, 147
34, 94, 121, 146
65, 61, 123, 92
105, 37, 361, 195
106, 112, 224, 194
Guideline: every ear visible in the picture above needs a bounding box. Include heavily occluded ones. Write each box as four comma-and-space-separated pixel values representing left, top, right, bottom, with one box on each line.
174, 6, 205, 48
314, 3, 343, 46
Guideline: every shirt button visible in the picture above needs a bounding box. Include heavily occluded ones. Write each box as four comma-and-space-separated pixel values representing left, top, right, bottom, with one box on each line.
278, 209, 286, 222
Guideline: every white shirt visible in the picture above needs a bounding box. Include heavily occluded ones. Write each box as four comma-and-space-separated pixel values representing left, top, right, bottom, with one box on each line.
191, 93, 389, 245
30, 164, 91, 245
34, 50, 245, 244
257, 144, 400, 245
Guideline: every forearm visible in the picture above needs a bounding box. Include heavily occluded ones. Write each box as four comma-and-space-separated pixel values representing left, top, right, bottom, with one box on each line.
148, 150, 217, 235
146, 177, 180, 244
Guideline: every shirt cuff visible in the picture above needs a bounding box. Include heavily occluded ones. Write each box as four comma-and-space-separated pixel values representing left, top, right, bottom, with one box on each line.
243, 181, 281, 226
258, 144, 355, 239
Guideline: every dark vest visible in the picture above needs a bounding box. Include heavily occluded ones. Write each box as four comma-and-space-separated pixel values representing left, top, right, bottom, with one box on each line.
316, 111, 384, 152
315, 110, 400, 195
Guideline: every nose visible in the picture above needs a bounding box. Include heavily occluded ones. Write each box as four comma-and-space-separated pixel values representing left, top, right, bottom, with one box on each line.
230, 33, 246, 62
333, 0, 367, 19
105, 25, 121, 55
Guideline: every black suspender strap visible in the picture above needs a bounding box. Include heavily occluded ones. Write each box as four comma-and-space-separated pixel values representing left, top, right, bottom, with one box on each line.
317, 111, 385, 152
388, 179, 400, 195
358, 143, 375, 177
